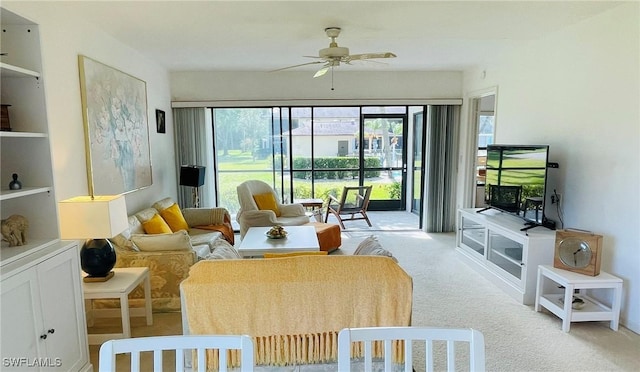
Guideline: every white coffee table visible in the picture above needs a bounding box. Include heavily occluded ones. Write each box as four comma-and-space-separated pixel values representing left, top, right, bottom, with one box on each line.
237, 226, 320, 257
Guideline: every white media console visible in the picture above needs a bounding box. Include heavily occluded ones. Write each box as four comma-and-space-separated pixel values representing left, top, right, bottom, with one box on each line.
456, 208, 556, 305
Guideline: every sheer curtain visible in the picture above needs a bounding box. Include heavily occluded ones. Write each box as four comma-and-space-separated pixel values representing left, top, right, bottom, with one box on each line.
425, 105, 460, 232
173, 108, 213, 208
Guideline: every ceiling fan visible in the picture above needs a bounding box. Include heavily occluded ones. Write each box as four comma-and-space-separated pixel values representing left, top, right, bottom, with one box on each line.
272, 27, 397, 78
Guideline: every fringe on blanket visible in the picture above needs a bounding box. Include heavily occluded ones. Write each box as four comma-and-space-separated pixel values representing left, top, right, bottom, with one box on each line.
195, 332, 405, 371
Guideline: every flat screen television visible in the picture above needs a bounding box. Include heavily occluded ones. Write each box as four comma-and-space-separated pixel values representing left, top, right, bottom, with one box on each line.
481, 144, 551, 229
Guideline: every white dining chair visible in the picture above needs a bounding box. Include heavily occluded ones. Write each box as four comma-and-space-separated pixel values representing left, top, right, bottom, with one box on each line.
99, 334, 254, 372
338, 326, 485, 372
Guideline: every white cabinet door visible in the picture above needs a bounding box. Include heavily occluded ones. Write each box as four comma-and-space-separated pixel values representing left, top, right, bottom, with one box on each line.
0, 243, 88, 371
0, 268, 43, 369
37, 246, 88, 371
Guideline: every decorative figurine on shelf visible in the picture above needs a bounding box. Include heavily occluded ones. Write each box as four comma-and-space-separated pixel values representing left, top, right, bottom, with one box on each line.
1, 214, 29, 247
9, 173, 22, 190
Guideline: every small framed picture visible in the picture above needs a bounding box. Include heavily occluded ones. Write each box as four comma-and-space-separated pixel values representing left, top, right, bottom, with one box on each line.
155, 109, 166, 133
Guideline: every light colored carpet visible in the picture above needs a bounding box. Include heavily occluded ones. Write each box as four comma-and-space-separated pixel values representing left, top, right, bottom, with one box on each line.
89, 230, 640, 371
325, 210, 420, 231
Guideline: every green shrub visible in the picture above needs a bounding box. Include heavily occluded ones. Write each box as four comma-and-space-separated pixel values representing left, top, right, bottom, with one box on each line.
291, 156, 381, 179
293, 184, 311, 199
387, 181, 402, 199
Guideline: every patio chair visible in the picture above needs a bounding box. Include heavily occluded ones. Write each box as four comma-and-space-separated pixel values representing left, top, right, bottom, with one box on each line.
98, 334, 254, 372
488, 184, 522, 213
337, 326, 486, 372
324, 185, 373, 229
236, 180, 309, 238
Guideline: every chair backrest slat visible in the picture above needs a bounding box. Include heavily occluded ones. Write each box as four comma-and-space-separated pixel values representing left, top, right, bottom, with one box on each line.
131, 351, 140, 371
404, 339, 413, 372
153, 350, 162, 372
384, 339, 393, 371
197, 346, 207, 372
447, 339, 456, 372
426, 340, 434, 372
175, 347, 185, 372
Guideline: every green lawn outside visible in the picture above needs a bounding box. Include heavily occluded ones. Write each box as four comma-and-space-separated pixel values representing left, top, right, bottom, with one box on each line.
216, 150, 399, 214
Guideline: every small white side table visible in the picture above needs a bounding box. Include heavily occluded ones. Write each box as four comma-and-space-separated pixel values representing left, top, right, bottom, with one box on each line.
82, 267, 153, 345
535, 265, 622, 332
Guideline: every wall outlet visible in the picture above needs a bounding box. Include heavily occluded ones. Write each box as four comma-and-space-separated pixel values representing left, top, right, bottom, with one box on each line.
551, 193, 561, 205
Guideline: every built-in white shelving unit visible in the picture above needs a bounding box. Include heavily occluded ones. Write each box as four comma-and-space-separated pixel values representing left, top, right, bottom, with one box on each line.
1, 7, 91, 371
0, 9, 59, 264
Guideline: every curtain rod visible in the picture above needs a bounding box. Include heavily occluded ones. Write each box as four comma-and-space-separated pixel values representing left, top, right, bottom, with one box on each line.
171, 98, 463, 108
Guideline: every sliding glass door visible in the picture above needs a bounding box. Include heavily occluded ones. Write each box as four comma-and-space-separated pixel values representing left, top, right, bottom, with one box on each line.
211, 106, 412, 216
361, 113, 407, 210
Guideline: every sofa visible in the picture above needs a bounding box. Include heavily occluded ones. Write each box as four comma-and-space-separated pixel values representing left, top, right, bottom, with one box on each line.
107, 197, 233, 311
180, 255, 412, 368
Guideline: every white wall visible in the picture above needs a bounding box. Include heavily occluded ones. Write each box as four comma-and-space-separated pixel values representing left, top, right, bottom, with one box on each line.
171, 70, 462, 103
4, 2, 176, 214
291, 135, 355, 158
461, 3, 640, 332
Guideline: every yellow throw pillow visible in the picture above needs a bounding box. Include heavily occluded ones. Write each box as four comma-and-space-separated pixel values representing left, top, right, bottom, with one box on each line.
142, 214, 172, 234
253, 192, 281, 217
263, 251, 328, 258
160, 203, 189, 232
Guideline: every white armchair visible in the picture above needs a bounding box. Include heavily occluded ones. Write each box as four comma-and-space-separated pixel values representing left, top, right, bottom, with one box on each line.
236, 180, 309, 238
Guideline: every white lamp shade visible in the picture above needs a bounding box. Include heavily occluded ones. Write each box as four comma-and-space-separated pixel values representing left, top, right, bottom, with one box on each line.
58, 195, 128, 239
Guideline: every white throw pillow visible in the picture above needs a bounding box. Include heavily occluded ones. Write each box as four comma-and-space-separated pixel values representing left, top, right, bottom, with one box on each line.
353, 235, 398, 262
130, 231, 193, 252
135, 207, 160, 224
110, 234, 139, 252
152, 197, 175, 212
205, 239, 242, 260
354, 235, 382, 255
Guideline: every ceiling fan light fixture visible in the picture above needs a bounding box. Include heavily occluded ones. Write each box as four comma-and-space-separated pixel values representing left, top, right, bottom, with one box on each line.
324, 27, 341, 38
319, 46, 350, 59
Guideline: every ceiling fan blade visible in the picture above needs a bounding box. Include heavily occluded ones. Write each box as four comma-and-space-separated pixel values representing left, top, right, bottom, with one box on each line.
345, 59, 389, 66
269, 61, 325, 72
347, 52, 397, 61
313, 66, 329, 78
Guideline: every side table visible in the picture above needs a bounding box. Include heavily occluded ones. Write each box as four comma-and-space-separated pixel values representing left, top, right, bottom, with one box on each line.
295, 198, 324, 222
82, 267, 153, 345
535, 265, 622, 332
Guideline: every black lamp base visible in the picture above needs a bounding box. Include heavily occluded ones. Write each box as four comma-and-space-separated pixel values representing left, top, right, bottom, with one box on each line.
80, 238, 117, 281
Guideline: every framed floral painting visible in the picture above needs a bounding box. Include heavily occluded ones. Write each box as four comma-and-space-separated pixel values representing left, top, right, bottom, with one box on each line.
78, 55, 152, 196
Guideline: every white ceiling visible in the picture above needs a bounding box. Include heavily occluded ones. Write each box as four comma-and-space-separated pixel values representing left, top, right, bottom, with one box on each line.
52, 1, 620, 73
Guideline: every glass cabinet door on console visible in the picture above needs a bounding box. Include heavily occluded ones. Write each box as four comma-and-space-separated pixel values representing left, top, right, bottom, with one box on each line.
459, 215, 486, 257
487, 231, 523, 281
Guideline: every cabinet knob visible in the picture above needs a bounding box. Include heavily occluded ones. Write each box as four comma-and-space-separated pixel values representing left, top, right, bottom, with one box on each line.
39, 329, 55, 339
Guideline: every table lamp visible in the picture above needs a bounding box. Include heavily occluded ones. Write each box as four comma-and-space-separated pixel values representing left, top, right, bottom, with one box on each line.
180, 165, 205, 208
59, 195, 128, 282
